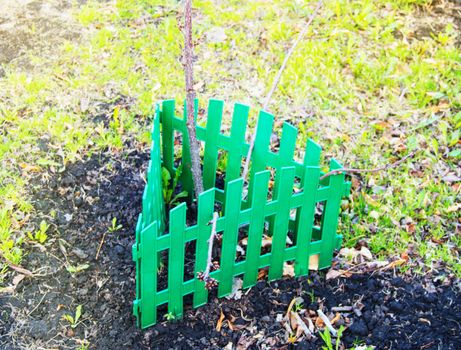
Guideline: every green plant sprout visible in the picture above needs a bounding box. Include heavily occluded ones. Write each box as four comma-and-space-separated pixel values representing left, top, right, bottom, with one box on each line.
161, 166, 188, 207
66, 263, 90, 274
28, 220, 49, 244
293, 301, 303, 312
163, 311, 176, 321
320, 325, 344, 350
62, 305, 83, 328
108, 217, 123, 233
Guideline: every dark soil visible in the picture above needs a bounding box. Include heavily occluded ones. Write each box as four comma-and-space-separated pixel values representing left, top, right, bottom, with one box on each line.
0, 146, 460, 350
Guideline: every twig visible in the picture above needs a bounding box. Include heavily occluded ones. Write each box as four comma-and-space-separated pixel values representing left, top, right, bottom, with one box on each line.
95, 232, 107, 260
0, 251, 33, 277
204, 212, 219, 279
197, 212, 219, 289
317, 309, 337, 337
27, 292, 48, 316
331, 306, 353, 312
319, 151, 416, 181
183, 0, 204, 197
242, 0, 323, 182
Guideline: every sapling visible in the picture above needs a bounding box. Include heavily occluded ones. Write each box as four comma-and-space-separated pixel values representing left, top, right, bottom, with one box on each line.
183, 0, 203, 198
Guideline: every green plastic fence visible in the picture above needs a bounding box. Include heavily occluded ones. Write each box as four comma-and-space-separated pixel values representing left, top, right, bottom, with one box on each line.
132, 99, 351, 329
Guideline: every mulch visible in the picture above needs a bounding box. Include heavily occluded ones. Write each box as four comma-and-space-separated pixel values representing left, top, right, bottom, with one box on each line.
0, 146, 459, 350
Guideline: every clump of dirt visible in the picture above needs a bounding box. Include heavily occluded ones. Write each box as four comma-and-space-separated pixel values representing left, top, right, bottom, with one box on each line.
0, 144, 460, 350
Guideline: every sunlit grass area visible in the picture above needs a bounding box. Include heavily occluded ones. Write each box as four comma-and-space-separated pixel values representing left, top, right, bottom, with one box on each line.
0, 0, 459, 283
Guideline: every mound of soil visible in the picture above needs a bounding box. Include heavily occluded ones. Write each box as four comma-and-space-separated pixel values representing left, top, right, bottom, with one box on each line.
0, 147, 460, 350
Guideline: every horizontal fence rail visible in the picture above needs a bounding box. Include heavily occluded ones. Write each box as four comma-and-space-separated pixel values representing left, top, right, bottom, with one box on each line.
133, 99, 351, 329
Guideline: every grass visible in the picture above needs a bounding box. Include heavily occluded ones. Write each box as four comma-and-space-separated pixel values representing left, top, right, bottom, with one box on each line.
0, 0, 459, 284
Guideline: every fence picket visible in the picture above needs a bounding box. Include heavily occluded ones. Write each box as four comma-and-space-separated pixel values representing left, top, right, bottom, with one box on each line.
294, 166, 320, 276
218, 178, 244, 297
193, 188, 216, 307
161, 100, 175, 175
243, 170, 270, 288
203, 99, 224, 190
267, 122, 297, 235
318, 159, 345, 269
225, 103, 249, 185
139, 220, 159, 328
168, 203, 187, 317
268, 166, 295, 280
246, 111, 274, 205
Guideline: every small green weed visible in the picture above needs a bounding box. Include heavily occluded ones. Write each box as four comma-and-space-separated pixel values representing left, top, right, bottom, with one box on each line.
164, 311, 176, 321
62, 305, 83, 329
108, 217, 123, 233
320, 325, 345, 350
27, 220, 49, 244
161, 166, 188, 207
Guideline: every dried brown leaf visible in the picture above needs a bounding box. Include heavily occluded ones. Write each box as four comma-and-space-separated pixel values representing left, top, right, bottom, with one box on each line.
216, 308, 225, 331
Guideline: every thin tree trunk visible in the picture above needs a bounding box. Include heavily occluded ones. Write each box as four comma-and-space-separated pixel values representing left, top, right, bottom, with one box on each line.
184, 0, 204, 197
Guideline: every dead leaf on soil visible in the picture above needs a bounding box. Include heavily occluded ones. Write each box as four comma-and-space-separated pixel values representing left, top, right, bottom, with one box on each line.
384, 258, 407, 270
330, 313, 341, 325
19, 163, 41, 172
326, 269, 352, 280
257, 268, 268, 280
216, 308, 225, 331
339, 246, 373, 263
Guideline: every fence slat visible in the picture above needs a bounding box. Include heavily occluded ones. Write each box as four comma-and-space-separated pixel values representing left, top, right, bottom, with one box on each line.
268, 166, 295, 280
319, 159, 345, 269
140, 220, 159, 328
203, 99, 224, 190
294, 166, 320, 276
267, 122, 297, 235
161, 100, 175, 175
303, 138, 321, 167
225, 103, 249, 185
151, 114, 166, 231
246, 111, 274, 205
168, 203, 187, 317
193, 188, 216, 307
243, 170, 270, 288
218, 178, 244, 297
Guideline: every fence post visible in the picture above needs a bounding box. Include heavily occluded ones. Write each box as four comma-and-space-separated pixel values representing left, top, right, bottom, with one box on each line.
319, 158, 345, 269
